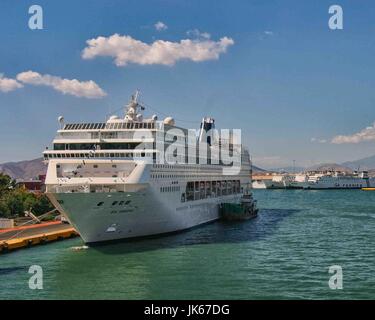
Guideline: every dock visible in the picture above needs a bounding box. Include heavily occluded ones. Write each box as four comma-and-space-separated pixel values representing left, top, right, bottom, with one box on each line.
0, 221, 79, 254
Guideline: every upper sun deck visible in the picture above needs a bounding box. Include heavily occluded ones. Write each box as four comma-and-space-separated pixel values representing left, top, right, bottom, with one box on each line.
61, 120, 160, 132
53, 120, 188, 144
58, 90, 174, 134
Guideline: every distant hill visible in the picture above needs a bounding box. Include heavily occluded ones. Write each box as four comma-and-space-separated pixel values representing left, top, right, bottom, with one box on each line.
257, 154, 375, 173
0, 158, 46, 180
268, 166, 305, 173
259, 164, 352, 173
252, 165, 267, 173
342, 155, 375, 170
2, 158, 267, 179
2, 154, 375, 180
306, 163, 352, 172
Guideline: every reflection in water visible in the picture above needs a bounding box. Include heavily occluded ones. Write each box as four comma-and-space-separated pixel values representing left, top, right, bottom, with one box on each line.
0, 266, 28, 276
49, 208, 297, 299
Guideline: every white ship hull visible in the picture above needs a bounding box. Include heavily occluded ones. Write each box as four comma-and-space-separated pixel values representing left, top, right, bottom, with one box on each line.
48, 188, 241, 244
44, 158, 250, 244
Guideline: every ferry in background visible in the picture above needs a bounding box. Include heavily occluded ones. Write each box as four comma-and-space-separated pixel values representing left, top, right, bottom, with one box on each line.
252, 171, 374, 190
303, 171, 371, 189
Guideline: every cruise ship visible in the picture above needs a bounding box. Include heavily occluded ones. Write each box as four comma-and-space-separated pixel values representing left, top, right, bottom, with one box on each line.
43, 92, 254, 244
303, 171, 371, 189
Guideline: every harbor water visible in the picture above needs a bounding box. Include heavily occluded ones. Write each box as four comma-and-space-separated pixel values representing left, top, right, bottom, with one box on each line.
1, 190, 375, 300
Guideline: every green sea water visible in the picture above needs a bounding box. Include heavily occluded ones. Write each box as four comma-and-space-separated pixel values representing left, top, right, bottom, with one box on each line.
1, 190, 375, 300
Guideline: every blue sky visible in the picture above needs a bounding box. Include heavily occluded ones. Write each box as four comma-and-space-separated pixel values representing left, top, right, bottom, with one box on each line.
1, 0, 375, 168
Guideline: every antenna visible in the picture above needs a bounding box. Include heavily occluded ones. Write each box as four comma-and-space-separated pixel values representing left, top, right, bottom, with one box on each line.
134, 89, 140, 103
125, 90, 145, 121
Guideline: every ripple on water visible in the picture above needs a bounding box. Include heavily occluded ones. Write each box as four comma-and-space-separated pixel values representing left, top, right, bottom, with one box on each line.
1, 190, 375, 299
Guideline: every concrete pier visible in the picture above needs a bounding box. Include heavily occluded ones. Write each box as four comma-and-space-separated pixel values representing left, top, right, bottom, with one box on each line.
0, 221, 78, 254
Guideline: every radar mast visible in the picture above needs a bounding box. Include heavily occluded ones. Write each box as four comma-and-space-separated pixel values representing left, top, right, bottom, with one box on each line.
125, 90, 145, 121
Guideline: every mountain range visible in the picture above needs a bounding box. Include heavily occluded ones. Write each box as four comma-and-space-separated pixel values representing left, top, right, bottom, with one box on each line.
2, 154, 375, 180
342, 154, 375, 171
0, 158, 46, 180
2, 158, 268, 179
257, 154, 375, 173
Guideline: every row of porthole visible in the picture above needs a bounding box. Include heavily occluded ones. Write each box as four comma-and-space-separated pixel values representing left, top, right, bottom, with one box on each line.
45, 152, 150, 159
93, 164, 117, 168
340, 184, 362, 187
152, 164, 235, 170
160, 186, 181, 193
97, 200, 131, 207
151, 174, 230, 179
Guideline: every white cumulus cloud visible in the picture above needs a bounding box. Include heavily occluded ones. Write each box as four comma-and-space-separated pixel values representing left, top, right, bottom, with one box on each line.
0, 74, 23, 92
154, 21, 168, 31
81, 33, 234, 67
331, 122, 375, 144
16, 71, 106, 99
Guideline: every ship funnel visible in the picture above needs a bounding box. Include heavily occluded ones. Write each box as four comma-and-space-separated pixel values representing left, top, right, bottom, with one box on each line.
199, 117, 216, 146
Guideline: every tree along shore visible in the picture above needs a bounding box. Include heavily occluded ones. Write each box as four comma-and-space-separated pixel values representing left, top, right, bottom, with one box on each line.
0, 173, 53, 219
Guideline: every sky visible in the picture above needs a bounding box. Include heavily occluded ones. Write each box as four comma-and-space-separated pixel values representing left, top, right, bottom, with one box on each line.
0, 0, 375, 169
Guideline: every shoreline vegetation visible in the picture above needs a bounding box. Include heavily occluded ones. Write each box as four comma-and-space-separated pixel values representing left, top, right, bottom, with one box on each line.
0, 173, 53, 219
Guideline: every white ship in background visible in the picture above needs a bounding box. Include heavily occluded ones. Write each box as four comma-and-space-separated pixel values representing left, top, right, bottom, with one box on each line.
252, 173, 307, 189
284, 174, 308, 189
43, 91, 254, 244
252, 171, 373, 190
251, 174, 286, 189
303, 171, 371, 189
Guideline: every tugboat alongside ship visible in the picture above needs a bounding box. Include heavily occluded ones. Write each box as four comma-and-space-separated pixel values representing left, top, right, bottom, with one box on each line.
220, 188, 258, 220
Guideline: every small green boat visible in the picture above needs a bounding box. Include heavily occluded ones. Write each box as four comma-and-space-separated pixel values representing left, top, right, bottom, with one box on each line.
220, 194, 258, 221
